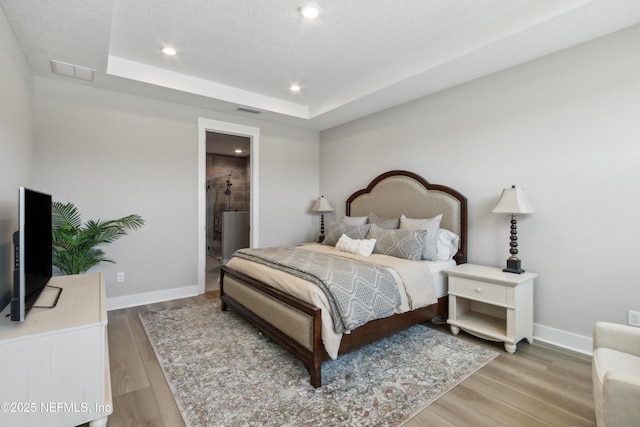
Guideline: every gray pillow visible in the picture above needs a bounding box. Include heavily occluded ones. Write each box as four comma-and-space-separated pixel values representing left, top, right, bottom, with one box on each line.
365, 224, 426, 260
399, 214, 443, 261
368, 212, 400, 229
341, 215, 368, 225
322, 223, 371, 246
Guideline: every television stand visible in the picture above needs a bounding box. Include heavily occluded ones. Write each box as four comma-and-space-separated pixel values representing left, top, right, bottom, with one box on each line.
31, 284, 63, 309
0, 273, 112, 427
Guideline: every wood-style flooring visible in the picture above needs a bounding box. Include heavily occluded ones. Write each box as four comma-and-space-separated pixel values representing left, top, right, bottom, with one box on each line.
104, 290, 596, 427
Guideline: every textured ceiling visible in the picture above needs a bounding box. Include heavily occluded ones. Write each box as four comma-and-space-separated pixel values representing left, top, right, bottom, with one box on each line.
2, 0, 640, 130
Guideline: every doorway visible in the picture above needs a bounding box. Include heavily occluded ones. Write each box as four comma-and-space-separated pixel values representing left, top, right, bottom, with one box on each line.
205, 132, 251, 291
197, 118, 260, 295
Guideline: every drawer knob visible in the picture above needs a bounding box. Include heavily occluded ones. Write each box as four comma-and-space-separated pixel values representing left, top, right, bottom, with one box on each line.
475, 287, 482, 293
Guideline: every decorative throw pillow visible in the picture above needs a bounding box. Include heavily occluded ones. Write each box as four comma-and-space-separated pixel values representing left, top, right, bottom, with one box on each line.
341, 215, 368, 226
322, 223, 371, 246
365, 224, 425, 261
436, 229, 460, 261
399, 214, 443, 261
368, 212, 400, 229
335, 234, 376, 257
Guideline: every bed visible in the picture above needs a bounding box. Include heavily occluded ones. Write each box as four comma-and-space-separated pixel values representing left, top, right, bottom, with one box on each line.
220, 170, 467, 387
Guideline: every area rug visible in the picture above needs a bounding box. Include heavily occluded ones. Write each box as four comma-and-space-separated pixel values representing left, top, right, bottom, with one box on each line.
139, 300, 498, 427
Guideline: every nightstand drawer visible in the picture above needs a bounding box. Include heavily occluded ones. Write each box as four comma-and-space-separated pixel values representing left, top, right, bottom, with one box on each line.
451, 277, 507, 304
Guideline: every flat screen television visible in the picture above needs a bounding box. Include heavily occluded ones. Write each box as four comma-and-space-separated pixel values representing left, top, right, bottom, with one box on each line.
10, 187, 53, 321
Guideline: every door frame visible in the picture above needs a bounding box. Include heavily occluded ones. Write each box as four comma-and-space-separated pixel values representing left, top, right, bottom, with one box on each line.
197, 118, 260, 294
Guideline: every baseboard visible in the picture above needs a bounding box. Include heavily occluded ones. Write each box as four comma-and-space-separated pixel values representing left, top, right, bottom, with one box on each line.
106, 284, 202, 311
534, 323, 593, 356
106, 291, 594, 355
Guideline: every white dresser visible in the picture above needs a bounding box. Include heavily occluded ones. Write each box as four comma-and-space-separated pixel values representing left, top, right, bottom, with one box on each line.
0, 272, 112, 427
445, 264, 537, 353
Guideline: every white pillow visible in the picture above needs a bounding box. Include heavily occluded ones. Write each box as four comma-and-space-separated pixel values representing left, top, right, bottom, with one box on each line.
436, 229, 460, 261
334, 233, 376, 257
399, 214, 443, 261
341, 215, 368, 225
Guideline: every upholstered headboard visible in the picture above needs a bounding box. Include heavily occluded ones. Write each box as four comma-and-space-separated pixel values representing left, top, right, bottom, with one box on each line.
346, 170, 467, 264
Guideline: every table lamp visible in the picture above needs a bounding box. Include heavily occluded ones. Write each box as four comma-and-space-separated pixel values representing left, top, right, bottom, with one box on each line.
491, 185, 535, 273
311, 196, 333, 243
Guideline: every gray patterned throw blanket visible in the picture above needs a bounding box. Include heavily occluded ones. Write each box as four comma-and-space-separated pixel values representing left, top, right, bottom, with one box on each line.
232, 247, 401, 334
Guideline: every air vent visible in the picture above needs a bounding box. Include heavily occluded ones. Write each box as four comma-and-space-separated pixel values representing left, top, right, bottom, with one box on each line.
50, 60, 95, 82
237, 107, 263, 115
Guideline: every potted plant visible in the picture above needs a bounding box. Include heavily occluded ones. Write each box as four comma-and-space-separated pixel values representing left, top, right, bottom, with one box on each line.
51, 201, 145, 275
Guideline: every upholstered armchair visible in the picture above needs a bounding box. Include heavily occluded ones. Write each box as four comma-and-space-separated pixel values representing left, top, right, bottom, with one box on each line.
592, 322, 640, 427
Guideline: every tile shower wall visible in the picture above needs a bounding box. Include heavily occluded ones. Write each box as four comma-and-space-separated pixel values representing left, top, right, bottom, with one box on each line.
206, 154, 250, 258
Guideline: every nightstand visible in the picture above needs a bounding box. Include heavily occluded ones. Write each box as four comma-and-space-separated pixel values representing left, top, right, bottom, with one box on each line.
444, 264, 537, 353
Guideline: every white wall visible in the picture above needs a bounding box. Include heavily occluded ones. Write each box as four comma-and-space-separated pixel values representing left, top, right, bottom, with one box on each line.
0, 8, 34, 309
33, 77, 319, 306
320, 24, 640, 353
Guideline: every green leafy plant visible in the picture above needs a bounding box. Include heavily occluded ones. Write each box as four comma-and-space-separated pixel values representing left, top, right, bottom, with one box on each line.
51, 201, 145, 275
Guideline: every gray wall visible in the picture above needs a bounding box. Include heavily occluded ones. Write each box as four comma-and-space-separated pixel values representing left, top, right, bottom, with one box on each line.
32, 77, 319, 303
4, 2, 639, 350
319, 24, 640, 352
0, 8, 34, 309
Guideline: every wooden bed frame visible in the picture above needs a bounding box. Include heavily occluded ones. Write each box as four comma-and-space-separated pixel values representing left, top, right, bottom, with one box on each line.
220, 170, 467, 388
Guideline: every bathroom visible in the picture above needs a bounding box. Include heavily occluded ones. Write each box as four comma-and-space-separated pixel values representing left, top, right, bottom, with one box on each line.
205, 132, 250, 287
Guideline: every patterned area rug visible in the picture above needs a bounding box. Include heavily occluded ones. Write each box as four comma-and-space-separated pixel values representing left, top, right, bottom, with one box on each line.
139, 300, 498, 427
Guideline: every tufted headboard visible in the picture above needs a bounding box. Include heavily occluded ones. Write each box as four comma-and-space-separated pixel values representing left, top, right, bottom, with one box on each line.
346, 170, 467, 264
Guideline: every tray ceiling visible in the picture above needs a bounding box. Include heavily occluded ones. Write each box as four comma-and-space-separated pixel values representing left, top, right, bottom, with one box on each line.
2, 0, 640, 130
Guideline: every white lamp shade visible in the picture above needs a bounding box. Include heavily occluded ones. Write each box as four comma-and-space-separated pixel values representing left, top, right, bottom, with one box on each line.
312, 196, 334, 213
491, 186, 536, 214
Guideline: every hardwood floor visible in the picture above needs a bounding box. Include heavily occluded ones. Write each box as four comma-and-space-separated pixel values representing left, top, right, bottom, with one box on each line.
105, 291, 596, 426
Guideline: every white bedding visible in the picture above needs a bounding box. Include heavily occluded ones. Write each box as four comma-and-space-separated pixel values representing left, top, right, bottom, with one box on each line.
428, 259, 456, 298
224, 244, 446, 359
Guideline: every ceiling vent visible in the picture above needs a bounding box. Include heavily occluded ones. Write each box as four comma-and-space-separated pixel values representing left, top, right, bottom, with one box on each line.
237, 107, 262, 115
50, 60, 95, 82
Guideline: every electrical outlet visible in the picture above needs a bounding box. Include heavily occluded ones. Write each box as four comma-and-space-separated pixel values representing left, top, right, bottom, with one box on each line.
116, 272, 125, 283
628, 310, 640, 327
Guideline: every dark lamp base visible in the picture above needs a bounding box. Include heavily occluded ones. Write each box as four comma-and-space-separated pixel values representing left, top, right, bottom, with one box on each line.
503, 258, 525, 274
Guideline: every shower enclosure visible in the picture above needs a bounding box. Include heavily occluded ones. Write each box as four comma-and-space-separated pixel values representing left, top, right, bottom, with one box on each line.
222, 211, 249, 263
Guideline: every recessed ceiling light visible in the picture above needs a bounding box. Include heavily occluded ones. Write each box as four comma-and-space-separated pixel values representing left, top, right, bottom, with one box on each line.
161, 47, 177, 56
299, 3, 320, 19
290, 84, 301, 92
234, 149, 243, 154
